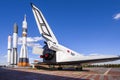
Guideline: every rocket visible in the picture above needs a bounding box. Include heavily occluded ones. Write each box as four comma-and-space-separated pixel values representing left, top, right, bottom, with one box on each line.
18, 15, 29, 67
11, 23, 18, 65
7, 35, 12, 65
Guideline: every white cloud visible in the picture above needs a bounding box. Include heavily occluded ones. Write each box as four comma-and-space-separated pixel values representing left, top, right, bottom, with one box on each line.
27, 37, 44, 42
113, 13, 120, 20
0, 54, 7, 65
18, 36, 44, 43
4, 54, 7, 58
27, 42, 42, 48
18, 36, 44, 47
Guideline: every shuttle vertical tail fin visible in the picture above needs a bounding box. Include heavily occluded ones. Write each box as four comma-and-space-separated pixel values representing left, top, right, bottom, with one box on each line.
31, 3, 58, 44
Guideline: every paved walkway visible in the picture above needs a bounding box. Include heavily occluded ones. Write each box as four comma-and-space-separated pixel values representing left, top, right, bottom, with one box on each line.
0, 68, 120, 80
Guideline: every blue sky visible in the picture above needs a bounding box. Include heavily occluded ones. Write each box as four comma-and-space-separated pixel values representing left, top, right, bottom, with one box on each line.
0, 0, 120, 65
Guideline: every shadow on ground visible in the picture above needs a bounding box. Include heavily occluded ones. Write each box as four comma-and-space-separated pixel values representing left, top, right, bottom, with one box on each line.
35, 66, 90, 72
0, 68, 88, 80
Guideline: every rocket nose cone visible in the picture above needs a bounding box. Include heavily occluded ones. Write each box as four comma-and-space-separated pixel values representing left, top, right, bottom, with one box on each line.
14, 23, 18, 33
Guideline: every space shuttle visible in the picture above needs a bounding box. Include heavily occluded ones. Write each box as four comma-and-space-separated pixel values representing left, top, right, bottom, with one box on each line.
31, 3, 120, 69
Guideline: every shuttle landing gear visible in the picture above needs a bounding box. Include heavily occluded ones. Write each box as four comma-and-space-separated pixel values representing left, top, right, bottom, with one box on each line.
49, 65, 55, 70
75, 65, 83, 71
58, 65, 63, 70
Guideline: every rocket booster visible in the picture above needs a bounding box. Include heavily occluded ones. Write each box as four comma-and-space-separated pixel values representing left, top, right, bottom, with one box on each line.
22, 15, 27, 45
13, 23, 18, 48
7, 35, 12, 65
11, 23, 18, 65
18, 15, 29, 67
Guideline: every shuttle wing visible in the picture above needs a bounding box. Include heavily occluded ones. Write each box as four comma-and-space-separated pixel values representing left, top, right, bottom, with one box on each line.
31, 3, 58, 44
57, 56, 120, 65
37, 56, 120, 65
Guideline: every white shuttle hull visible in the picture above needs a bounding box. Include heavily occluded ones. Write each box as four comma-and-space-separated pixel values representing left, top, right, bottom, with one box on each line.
31, 3, 120, 66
